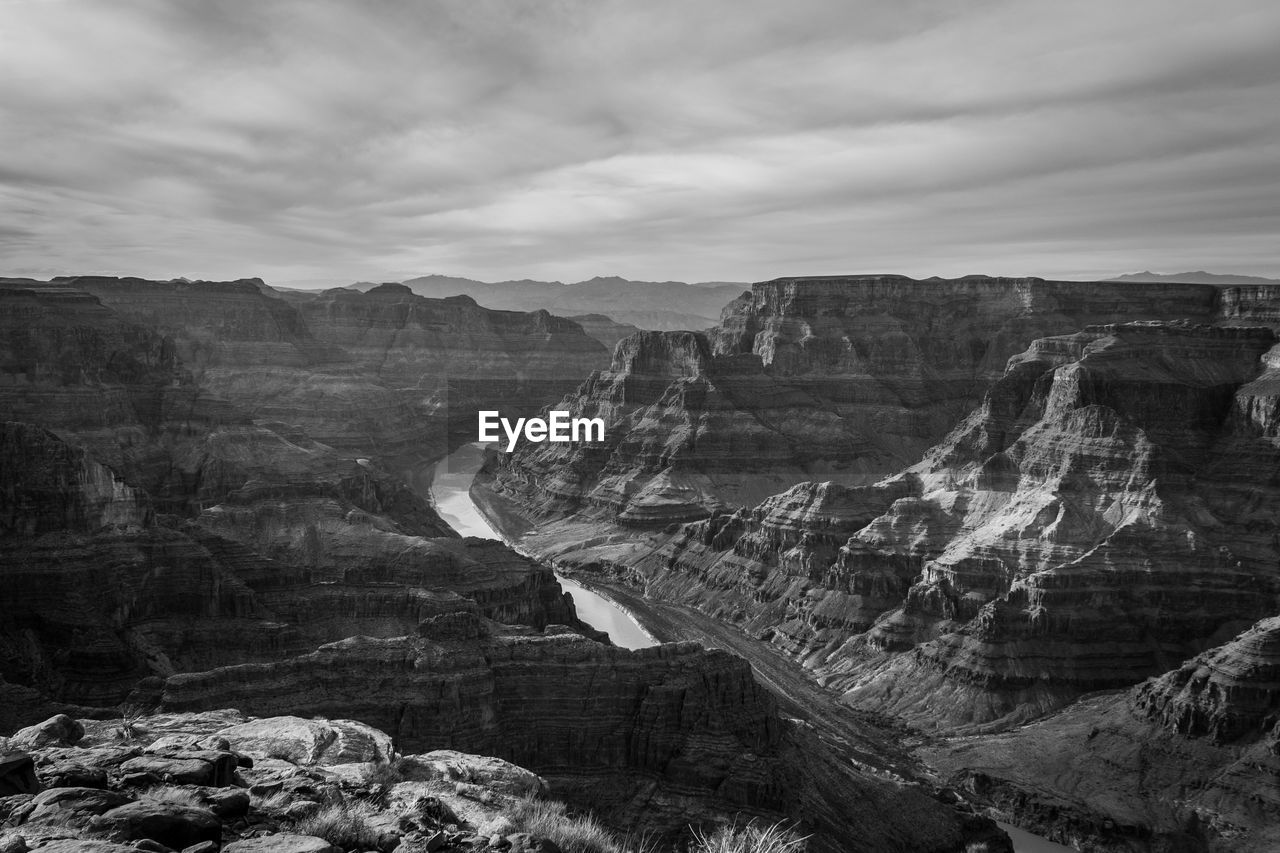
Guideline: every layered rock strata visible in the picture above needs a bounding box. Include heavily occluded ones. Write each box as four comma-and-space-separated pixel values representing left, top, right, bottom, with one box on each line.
925, 616, 1280, 852
158, 616, 1006, 853
485, 319, 1280, 732
486, 275, 1238, 526
59, 277, 609, 471
0, 421, 574, 712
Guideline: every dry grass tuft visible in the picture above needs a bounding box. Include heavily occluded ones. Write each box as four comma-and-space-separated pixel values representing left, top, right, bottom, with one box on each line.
690, 820, 808, 853
503, 797, 623, 853
135, 786, 205, 809
292, 798, 384, 849
250, 789, 293, 813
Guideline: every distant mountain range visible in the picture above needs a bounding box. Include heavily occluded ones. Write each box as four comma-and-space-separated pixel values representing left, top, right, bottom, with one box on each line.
347, 275, 749, 331
1108, 270, 1280, 285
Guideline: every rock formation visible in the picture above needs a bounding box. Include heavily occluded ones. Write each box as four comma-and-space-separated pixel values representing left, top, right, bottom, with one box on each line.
485, 275, 1238, 526
481, 280, 1280, 734
0, 278, 596, 718
55, 277, 610, 474
379, 274, 747, 332
925, 615, 1280, 851
154, 616, 1006, 852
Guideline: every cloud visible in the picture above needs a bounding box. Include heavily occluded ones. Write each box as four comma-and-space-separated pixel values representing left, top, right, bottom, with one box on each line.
0, 0, 1277, 284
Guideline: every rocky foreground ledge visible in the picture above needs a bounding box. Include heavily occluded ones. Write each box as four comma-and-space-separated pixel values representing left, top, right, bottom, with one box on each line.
0, 709, 571, 853
0, 706, 1012, 853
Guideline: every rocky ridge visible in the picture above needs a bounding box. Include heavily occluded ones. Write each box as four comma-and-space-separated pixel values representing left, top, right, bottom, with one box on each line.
925, 615, 1280, 851
0, 274, 1012, 852
491, 320, 1280, 732
479, 278, 1280, 723
485, 275, 1240, 527
0, 279, 596, 718
148, 614, 1007, 852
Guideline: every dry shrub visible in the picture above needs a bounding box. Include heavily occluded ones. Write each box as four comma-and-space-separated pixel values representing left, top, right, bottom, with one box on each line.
502, 797, 623, 853
690, 820, 807, 853
135, 786, 205, 809
292, 799, 384, 849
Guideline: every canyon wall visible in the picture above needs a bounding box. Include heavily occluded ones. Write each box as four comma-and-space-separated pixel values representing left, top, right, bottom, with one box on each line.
926, 616, 1280, 851
160, 615, 1002, 853
0, 278, 600, 716
482, 277, 1280, 732
487, 275, 1226, 526
58, 277, 610, 472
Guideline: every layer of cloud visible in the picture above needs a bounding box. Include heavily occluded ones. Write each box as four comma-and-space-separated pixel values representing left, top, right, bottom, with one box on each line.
1, 0, 1277, 285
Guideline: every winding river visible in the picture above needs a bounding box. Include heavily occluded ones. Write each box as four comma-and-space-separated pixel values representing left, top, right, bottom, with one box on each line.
429, 442, 1075, 853
430, 443, 656, 650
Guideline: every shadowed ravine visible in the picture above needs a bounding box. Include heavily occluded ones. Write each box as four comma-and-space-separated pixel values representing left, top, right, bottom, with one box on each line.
430, 442, 1071, 853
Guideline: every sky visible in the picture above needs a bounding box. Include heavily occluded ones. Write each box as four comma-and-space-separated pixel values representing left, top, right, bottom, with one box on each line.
1, 0, 1277, 287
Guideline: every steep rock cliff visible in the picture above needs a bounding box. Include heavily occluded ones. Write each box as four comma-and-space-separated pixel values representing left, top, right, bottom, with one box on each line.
56, 278, 610, 473
0, 422, 575, 712
485, 275, 1227, 527
488, 319, 1280, 733
925, 616, 1280, 851
159, 617, 1004, 853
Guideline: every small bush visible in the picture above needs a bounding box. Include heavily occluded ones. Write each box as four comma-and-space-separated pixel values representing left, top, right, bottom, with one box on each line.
690, 820, 807, 853
292, 799, 383, 849
504, 797, 623, 853
136, 786, 205, 809
114, 702, 148, 742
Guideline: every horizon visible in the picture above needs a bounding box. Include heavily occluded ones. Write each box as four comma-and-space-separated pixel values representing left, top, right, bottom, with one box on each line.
14, 268, 1280, 291
2, 2, 1278, 285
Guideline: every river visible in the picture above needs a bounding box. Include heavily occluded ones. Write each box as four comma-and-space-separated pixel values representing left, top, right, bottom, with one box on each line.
429, 442, 1076, 852
429, 442, 656, 650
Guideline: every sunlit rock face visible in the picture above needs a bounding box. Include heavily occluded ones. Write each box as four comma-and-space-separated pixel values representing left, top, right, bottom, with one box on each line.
925, 617, 1280, 852
491, 302, 1280, 732
486, 275, 1227, 528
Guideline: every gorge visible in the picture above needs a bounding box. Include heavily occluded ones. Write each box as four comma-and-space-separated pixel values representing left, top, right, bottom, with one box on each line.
0, 274, 1015, 853
8, 270, 1280, 850
477, 274, 1280, 851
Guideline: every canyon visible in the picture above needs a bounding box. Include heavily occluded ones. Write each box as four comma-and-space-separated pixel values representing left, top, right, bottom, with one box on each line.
478, 274, 1280, 850
0, 274, 1011, 852
10, 269, 1280, 850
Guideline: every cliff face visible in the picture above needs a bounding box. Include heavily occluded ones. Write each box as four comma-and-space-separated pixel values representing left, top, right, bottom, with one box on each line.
158, 617, 999, 853
0, 421, 574, 711
926, 616, 1280, 852
60, 278, 610, 472
488, 315, 1280, 732
487, 275, 1228, 526
0, 280, 588, 715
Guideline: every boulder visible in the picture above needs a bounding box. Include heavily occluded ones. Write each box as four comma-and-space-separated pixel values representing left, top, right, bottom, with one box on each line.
222, 834, 339, 853
26, 842, 138, 852
21, 786, 130, 823
202, 787, 249, 818
399, 751, 546, 797
36, 759, 108, 790
10, 716, 84, 750
95, 800, 221, 849
215, 717, 392, 766
119, 751, 238, 787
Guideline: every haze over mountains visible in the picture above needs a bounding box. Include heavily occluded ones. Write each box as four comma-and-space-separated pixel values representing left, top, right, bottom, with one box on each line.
349, 275, 749, 332
1107, 270, 1280, 285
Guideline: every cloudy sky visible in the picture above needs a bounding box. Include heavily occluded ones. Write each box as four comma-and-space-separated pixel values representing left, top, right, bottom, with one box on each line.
1, 0, 1277, 286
